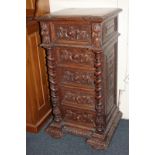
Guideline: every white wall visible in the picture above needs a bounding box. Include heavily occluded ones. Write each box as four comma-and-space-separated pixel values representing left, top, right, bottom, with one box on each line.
49, 0, 129, 119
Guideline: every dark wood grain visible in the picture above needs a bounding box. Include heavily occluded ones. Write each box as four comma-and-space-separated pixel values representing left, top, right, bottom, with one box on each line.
38, 8, 122, 149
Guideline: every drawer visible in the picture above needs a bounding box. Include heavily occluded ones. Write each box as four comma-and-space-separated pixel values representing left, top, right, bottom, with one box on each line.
55, 47, 94, 68
60, 86, 95, 111
57, 67, 95, 88
51, 22, 91, 45
62, 105, 96, 128
40, 18, 118, 46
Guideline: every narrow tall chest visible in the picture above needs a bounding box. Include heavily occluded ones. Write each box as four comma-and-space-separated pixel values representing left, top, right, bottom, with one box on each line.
38, 8, 122, 149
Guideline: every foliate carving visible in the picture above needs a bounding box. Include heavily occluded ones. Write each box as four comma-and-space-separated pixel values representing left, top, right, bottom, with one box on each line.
58, 48, 94, 66
92, 23, 102, 48
94, 50, 105, 133
55, 25, 91, 41
46, 49, 62, 122
62, 71, 94, 87
65, 109, 95, 124
63, 92, 94, 106
40, 22, 50, 44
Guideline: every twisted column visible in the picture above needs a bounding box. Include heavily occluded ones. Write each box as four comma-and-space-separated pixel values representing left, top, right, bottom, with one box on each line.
92, 23, 105, 133
46, 48, 62, 123
39, 22, 63, 138
94, 50, 104, 133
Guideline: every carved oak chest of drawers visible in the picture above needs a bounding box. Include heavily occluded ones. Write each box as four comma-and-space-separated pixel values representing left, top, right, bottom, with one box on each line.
38, 8, 122, 149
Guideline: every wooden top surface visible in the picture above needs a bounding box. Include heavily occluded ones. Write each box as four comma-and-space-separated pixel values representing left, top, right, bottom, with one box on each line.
37, 8, 122, 21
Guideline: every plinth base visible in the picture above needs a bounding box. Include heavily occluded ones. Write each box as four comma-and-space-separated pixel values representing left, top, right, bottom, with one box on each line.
46, 109, 122, 150
86, 110, 122, 149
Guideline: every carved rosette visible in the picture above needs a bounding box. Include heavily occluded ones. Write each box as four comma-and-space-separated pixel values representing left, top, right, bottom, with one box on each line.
92, 23, 102, 48
40, 22, 50, 44
94, 50, 105, 133
46, 49, 62, 122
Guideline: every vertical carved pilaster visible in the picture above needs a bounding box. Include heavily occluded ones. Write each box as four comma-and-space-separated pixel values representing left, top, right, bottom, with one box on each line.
92, 23, 102, 48
40, 22, 50, 44
46, 48, 62, 122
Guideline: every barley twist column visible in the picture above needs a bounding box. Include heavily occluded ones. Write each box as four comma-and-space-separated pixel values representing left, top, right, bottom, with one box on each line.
40, 21, 62, 123
94, 50, 105, 133
46, 48, 62, 123
92, 23, 105, 133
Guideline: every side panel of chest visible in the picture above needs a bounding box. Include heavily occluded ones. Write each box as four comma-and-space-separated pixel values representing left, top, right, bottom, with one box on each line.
104, 41, 118, 124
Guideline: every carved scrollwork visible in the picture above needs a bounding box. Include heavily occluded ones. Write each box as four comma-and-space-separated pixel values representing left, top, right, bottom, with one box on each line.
63, 92, 94, 106
92, 23, 102, 48
40, 22, 50, 44
65, 109, 95, 124
59, 48, 94, 65
62, 71, 94, 87
56, 25, 91, 41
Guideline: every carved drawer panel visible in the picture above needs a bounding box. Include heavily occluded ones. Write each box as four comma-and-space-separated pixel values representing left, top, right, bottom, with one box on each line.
62, 106, 96, 128
51, 22, 91, 45
57, 67, 95, 88
55, 47, 94, 67
60, 86, 95, 111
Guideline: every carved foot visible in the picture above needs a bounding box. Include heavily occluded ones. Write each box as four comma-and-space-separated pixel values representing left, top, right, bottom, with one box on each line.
86, 110, 122, 150
46, 122, 63, 139
86, 133, 107, 150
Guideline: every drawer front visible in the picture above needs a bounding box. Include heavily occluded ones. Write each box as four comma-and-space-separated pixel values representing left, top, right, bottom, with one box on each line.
61, 86, 95, 111
62, 105, 96, 128
57, 67, 95, 88
51, 22, 91, 45
55, 47, 94, 68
